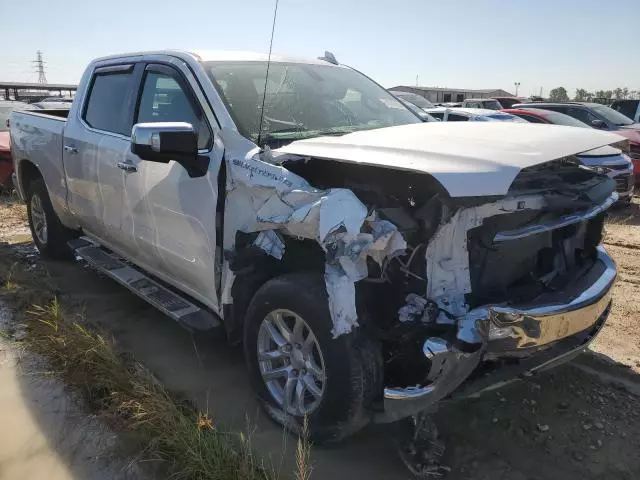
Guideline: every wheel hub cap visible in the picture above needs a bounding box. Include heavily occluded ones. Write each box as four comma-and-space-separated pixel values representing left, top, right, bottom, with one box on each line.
257, 309, 326, 416
30, 193, 48, 245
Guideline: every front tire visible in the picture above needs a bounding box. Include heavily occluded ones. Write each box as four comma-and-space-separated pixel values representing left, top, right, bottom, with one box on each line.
26, 178, 75, 259
243, 273, 380, 443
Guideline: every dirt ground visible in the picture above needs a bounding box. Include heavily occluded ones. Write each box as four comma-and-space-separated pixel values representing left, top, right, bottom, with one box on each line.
0, 302, 146, 480
1, 192, 639, 480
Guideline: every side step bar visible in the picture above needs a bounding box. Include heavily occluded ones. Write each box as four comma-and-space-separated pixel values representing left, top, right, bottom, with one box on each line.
68, 238, 221, 332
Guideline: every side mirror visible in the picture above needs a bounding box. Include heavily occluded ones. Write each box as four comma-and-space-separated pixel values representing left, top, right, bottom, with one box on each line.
131, 122, 208, 177
591, 119, 607, 129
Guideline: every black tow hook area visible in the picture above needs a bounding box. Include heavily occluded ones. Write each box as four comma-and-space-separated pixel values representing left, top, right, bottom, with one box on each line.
395, 413, 451, 478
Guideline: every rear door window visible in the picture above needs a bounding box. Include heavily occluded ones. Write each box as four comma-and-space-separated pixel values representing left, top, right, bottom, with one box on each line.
566, 107, 599, 125
84, 68, 134, 136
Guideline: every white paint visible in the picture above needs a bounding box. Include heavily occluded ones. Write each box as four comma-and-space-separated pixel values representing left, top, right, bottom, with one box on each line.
223, 149, 406, 337
276, 122, 625, 197
253, 230, 285, 260
425, 195, 546, 318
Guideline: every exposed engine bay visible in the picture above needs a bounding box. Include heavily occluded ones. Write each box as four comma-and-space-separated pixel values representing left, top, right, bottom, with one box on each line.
279, 155, 616, 392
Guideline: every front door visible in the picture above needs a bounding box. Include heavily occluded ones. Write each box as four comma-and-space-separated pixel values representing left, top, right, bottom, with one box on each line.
122, 63, 221, 310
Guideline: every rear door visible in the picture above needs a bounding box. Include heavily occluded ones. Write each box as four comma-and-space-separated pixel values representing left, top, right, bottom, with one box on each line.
565, 106, 602, 129
122, 62, 220, 309
63, 64, 137, 250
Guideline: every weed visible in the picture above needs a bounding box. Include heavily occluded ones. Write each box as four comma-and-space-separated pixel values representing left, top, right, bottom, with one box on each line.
22, 298, 272, 480
295, 417, 313, 480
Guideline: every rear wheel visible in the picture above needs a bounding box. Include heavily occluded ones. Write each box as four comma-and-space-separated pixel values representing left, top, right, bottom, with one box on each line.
26, 178, 76, 259
244, 273, 381, 443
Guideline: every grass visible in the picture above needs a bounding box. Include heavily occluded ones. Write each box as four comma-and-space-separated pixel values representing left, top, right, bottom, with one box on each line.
0, 265, 314, 480
22, 297, 271, 480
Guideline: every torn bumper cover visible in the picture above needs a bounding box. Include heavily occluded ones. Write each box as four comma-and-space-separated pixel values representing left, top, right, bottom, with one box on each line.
378, 246, 616, 423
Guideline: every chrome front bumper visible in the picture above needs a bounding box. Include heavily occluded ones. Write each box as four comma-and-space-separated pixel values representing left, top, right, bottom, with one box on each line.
378, 246, 616, 423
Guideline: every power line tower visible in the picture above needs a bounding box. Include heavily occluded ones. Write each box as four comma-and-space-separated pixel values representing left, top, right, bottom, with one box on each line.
33, 50, 48, 84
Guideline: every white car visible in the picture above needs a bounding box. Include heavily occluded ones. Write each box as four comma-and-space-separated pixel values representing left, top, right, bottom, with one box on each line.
424, 107, 528, 122
11, 49, 620, 451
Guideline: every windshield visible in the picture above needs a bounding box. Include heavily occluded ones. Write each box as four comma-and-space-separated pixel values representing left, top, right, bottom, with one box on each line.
206, 61, 419, 145
543, 111, 589, 128
482, 100, 502, 110
393, 91, 435, 109
590, 104, 635, 126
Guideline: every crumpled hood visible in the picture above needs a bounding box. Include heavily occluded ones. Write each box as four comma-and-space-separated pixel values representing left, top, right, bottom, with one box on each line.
276, 122, 624, 197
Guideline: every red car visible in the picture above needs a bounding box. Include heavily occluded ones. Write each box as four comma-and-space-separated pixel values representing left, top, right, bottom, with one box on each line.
0, 101, 40, 191
503, 107, 640, 186
0, 132, 11, 191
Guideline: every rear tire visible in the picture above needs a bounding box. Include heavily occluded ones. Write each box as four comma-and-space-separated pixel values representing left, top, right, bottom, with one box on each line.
26, 178, 76, 259
243, 273, 381, 443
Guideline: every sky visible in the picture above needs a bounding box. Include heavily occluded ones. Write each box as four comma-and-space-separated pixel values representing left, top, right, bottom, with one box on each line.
1, 0, 638, 97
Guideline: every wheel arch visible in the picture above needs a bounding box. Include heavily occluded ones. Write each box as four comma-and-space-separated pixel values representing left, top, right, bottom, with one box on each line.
223, 233, 326, 345
18, 159, 43, 197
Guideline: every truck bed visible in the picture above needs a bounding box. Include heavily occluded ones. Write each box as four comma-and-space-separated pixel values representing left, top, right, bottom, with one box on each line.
10, 109, 68, 216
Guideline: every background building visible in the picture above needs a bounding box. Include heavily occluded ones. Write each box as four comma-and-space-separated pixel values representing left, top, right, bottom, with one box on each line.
389, 86, 514, 103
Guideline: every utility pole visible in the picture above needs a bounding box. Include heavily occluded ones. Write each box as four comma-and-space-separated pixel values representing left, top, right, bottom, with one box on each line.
33, 50, 48, 84
416, 75, 419, 86
514, 82, 520, 96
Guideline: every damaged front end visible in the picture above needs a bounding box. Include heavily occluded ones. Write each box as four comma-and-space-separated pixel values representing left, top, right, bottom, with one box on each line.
221, 135, 617, 425
378, 159, 617, 422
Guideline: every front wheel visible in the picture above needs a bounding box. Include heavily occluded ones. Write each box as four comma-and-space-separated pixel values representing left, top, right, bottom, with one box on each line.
26, 178, 75, 259
243, 273, 381, 443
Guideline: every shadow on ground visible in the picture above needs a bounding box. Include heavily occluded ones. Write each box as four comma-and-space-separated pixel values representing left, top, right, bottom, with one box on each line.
2, 241, 640, 480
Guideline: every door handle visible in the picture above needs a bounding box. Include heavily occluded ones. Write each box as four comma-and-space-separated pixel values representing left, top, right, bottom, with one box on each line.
117, 161, 138, 173
63, 144, 78, 154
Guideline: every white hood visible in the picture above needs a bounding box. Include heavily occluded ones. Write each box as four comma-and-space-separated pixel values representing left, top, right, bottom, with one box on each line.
276, 122, 623, 197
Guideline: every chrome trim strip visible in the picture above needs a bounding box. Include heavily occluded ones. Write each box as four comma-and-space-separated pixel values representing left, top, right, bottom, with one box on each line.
492, 246, 615, 317
494, 192, 618, 242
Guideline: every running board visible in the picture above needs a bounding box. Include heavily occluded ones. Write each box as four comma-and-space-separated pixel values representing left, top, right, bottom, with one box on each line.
68, 238, 221, 332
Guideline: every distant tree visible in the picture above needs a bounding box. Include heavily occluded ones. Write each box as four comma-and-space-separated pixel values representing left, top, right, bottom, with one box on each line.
604, 90, 613, 100
594, 90, 605, 99
614, 88, 623, 100
574, 88, 589, 101
631, 90, 639, 100
622, 87, 630, 99
549, 87, 569, 102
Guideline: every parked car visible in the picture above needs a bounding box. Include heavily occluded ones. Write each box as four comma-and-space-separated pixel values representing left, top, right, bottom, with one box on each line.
434, 101, 462, 107
11, 50, 621, 447
460, 98, 503, 110
0, 101, 38, 190
503, 108, 634, 203
424, 107, 527, 122
394, 96, 438, 122
512, 102, 640, 183
491, 96, 523, 109
389, 90, 435, 110
610, 99, 640, 123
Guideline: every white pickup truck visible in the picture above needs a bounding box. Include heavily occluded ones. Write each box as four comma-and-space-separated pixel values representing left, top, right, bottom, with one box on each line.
11, 50, 620, 447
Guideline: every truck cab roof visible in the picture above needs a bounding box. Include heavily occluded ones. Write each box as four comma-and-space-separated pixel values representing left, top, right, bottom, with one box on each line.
93, 49, 343, 67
